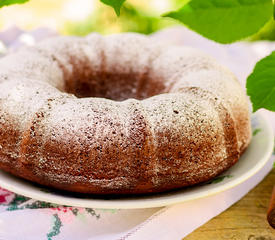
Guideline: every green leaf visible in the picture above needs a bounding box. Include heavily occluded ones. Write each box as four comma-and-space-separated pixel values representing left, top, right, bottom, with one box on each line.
163, 0, 273, 44
0, 0, 29, 8
246, 51, 275, 112
100, 0, 126, 16
252, 128, 261, 136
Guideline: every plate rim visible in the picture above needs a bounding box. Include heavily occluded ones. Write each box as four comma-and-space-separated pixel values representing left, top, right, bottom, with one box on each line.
0, 111, 273, 209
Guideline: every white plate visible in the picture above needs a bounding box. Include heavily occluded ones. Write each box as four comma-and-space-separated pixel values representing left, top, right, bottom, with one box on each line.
0, 112, 273, 209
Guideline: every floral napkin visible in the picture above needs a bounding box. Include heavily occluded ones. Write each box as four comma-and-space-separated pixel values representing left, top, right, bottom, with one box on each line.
0, 27, 274, 240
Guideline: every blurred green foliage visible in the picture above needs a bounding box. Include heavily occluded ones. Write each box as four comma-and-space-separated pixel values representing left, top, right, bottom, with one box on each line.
64, 2, 179, 36
64, 0, 275, 40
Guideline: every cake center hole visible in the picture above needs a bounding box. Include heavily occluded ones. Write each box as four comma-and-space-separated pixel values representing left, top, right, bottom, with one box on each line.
63, 72, 166, 101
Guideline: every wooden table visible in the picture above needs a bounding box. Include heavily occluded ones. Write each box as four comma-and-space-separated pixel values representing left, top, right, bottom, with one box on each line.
185, 168, 275, 240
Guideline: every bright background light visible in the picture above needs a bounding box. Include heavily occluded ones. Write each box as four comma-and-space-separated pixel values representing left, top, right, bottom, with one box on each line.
0, 0, 97, 30
0, 0, 179, 35
62, 0, 95, 21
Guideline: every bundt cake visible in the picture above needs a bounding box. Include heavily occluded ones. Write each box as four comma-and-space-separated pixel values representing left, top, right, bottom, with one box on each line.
0, 33, 251, 194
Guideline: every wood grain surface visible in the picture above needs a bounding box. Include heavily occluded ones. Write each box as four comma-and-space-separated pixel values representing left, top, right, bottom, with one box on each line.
184, 168, 275, 240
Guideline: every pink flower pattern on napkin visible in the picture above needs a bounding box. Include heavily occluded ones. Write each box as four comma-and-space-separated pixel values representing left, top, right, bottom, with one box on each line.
0, 186, 100, 239
0, 187, 15, 204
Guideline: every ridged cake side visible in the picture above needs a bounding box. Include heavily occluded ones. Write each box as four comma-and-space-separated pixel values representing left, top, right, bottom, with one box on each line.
0, 33, 251, 194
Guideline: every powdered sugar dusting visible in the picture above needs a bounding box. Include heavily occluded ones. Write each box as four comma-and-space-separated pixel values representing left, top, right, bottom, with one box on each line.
0, 33, 251, 194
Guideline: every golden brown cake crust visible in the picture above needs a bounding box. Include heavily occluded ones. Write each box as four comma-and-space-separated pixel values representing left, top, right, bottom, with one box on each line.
0, 33, 251, 194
